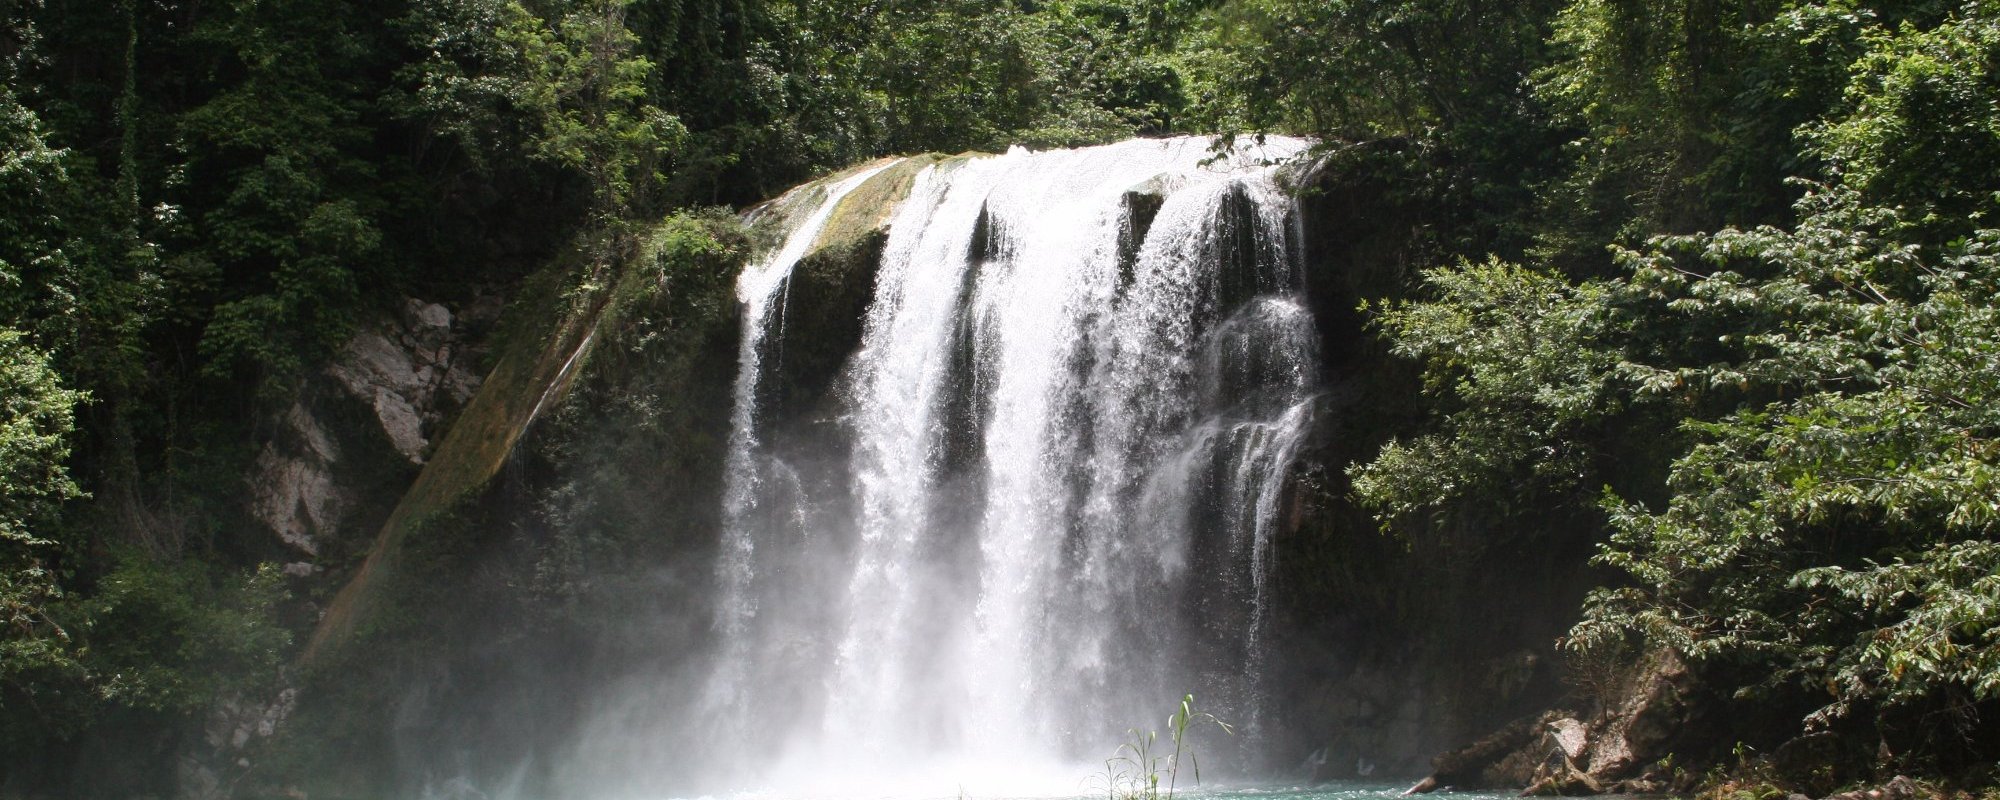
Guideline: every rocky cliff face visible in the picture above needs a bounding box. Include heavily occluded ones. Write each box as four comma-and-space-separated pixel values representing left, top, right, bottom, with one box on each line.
323, 298, 490, 466
173, 295, 502, 799
247, 296, 499, 564
240, 213, 749, 799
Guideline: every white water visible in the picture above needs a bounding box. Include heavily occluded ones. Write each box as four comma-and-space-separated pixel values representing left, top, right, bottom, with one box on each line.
714, 160, 897, 699
567, 137, 1322, 799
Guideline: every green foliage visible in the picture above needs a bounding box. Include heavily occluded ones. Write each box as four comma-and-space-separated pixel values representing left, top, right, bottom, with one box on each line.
2, 325, 290, 736
1366, 185, 2000, 755
1809, 5, 2000, 240
1096, 694, 1232, 800
395, 0, 1197, 207
498, 0, 682, 210
172, 0, 403, 392
9, 0, 2000, 788
0, 86, 75, 344
82, 554, 292, 713
408, 0, 687, 213
1572, 193, 2000, 731
0, 328, 81, 551
1532, 0, 1824, 264
0, 327, 86, 737
1342, 0, 2000, 766
831, 0, 1200, 152
1188, 0, 1567, 272
1193, 0, 1560, 140
1352, 259, 1626, 528
1796, 541, 2000, 707
855, 0, 1129, 152
0, 326, 287, 748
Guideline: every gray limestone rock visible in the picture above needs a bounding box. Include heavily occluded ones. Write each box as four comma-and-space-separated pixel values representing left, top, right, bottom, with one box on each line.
250, 405, 345, 556
247, 295, 490, 556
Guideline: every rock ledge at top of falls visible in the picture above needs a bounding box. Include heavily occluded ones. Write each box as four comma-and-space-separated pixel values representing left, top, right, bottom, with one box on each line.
746, 150, 1223, 427
754, 154, 939, 424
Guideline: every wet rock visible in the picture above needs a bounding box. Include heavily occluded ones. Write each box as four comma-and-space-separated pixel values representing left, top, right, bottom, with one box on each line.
1116, 175, 1172, 287
1408, 649, 1701, 796
204, 688, 298, 752
766, 158, 929, 424
1405, 712, 1551, 793
1582, 649, 1694, 779
181, 686, 301, 798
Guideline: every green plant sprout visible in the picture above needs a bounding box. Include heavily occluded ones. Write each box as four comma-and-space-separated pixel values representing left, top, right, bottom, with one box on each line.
1092, 694, 1234, 800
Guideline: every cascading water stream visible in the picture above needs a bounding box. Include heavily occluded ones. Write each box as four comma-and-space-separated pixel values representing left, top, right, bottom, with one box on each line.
690, 136, 1321, 797
712, 161, 895, 714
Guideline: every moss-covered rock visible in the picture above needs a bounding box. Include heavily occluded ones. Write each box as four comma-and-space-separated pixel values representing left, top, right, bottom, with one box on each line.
300, 272, 604, 661
261, 212, 751, 799
766, 155, 939, 424
300, 213, 749, 659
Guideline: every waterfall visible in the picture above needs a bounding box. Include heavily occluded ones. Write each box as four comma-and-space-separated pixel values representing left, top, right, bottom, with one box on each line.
699, 136, 1319, 796
713, 160, 896, 712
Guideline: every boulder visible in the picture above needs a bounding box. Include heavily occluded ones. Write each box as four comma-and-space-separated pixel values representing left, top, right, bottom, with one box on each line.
1581, 649, 1695, 779
1550, 717, 1588, 760
1406, 649, 1701, 796
250, 404, 347, 556
1116, 175, 1172, 287
1404, 712, 1553, 793
179, 687, 302, 800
